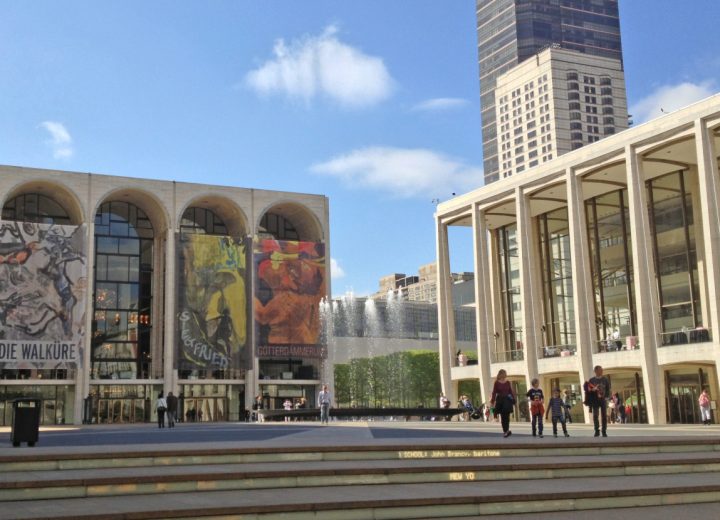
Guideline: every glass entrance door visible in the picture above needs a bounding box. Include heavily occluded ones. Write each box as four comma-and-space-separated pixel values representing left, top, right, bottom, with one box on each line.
96, 398, 146, 424
668, 384, 700, 424
183, 397, 227, 422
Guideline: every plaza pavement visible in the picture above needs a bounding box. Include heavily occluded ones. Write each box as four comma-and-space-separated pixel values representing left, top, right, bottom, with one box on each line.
1, 416, 718, 453
1, 419, 719, 519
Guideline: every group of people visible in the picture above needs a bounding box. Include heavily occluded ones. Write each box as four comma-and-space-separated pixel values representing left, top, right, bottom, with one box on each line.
154, 391, 178, 428
490, 365, 612, 438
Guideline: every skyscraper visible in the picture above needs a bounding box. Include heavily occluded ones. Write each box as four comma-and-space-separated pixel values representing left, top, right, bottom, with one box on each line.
477, 0, 624, 184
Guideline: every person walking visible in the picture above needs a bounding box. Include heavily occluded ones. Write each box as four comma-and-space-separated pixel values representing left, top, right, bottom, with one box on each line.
156, 391, 167, 429
584, 365, 610, 437
490, 369, 515, 438
699, 388, 712, 425
166, 391, 178, 428
318, 384, 331, 425
526, 378, 545, 438
563, 389, 573, 423
283, 398, 293, 422
546, 388, 570, 437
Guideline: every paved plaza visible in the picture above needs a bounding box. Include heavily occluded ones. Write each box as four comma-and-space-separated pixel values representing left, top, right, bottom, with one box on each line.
2, 418, 718, 451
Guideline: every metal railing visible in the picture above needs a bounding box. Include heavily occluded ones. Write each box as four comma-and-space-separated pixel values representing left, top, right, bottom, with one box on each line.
539, 344, 577, 358
659, 327, 712, 347
595, 336, 640, 353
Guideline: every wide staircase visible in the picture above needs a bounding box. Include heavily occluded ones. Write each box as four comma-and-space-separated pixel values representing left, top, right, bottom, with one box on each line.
1, 438, 720, 519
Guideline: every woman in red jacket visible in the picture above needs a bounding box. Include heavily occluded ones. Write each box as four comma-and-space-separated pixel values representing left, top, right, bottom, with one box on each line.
491, 369, 515, 438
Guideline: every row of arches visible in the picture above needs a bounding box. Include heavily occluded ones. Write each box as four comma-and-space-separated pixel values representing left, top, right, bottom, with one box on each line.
1, 179, 327, 383
1, 180, 325, 242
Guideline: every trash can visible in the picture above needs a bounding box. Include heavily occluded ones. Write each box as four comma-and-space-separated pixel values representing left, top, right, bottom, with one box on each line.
11, 398, 41, 447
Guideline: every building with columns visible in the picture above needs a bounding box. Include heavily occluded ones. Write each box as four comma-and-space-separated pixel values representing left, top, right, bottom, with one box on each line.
436, 93, 720, 425
0, 165, 330, 425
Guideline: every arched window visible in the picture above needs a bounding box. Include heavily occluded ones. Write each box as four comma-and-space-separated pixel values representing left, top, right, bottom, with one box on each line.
259, 212, 299, 240
92, 201, 154, 380
180, 207, 227, 236
2, 193, 71, 225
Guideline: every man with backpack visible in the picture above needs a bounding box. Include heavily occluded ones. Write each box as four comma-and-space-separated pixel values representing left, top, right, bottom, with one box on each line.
584, 365, 611, 437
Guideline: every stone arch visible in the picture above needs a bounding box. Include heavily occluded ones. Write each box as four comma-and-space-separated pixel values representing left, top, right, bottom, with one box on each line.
1, 179, 85, 224
93, 187, 170, 233
256, 200, 324, 242
178, 193, 248, 238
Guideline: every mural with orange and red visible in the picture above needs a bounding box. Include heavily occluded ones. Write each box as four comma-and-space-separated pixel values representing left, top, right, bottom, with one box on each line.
254, 240, 326, 357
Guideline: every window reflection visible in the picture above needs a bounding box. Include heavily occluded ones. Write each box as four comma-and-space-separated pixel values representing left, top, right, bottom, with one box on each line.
496, 224, 523, 362
586, 189, 636, 344
538, 207, 575, 350
648, 171, 702, 339
92, 202, 153, 380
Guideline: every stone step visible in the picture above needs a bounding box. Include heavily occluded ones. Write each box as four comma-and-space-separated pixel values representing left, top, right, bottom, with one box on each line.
2, 471, 720, 519
1, 437, 717, 472
1, 450, 718, 502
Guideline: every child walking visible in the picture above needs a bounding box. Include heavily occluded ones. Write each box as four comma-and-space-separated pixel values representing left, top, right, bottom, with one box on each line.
526, 378, 545, 438
546, 388, 570, 437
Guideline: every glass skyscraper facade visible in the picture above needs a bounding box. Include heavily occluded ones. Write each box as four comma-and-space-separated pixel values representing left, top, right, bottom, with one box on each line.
477, 0, 623, 184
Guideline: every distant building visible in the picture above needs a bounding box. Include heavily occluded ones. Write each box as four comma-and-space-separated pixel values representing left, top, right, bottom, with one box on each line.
371, 262, 474, 305
478, 0, 624, 184
495, 47, 628, 179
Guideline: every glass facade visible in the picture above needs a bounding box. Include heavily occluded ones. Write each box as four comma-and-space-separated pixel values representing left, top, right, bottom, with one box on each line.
92, 202, 154, 380
496, 224, 523, 361
586, 189, 636, 351
537, 207, 576, 355
477, 0, 622, 184
647, 171, 704, 344
0, 385, 74, 426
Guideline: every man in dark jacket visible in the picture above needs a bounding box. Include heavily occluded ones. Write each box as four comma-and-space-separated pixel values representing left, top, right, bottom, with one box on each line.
585, 365, 611, 437
166, 391, 179, 428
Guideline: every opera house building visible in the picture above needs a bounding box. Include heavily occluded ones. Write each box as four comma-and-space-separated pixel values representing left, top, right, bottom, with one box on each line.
436, 94, 720, 424
0, 166, 329, 425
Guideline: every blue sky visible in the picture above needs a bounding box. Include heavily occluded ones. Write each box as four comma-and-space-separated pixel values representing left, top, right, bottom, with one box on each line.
2, 1, 720, 297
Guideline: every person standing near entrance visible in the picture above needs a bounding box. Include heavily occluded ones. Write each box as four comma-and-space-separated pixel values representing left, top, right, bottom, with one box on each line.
318, 384, 331, 425
699, 388, 712, 425
490, 369, 515, 438
166, 391, 178, 428
156, 391, 167, 429
585, 365, 610, 437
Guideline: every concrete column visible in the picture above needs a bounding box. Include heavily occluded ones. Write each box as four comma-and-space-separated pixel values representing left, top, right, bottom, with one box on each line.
694, 119, 720, 375
75, 221, 95, 424
515, 187, 541, 384
472, 207, 495, 403
436, 217, 456, 403
565, 169, 595, 424
487, 226, 504, 363
163, 228, 176, 394
625, 145, 665, 424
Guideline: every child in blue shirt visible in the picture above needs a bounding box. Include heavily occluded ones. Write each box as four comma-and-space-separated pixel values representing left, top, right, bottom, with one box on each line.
546, 388, 570, 437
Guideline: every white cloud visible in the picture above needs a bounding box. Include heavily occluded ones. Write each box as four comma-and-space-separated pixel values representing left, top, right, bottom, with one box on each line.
245, 25, 394, 108
630, 81, 716, 124
311, 146, 483, 198
330, 257, 345, 279
412, 97, 468, 112
40, 121, 74, 159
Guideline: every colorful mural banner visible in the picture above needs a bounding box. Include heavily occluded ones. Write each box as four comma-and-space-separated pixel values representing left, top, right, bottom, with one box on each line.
0, 221, 87, 368
254, 239, 326, 357
176, 234, 248, 370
